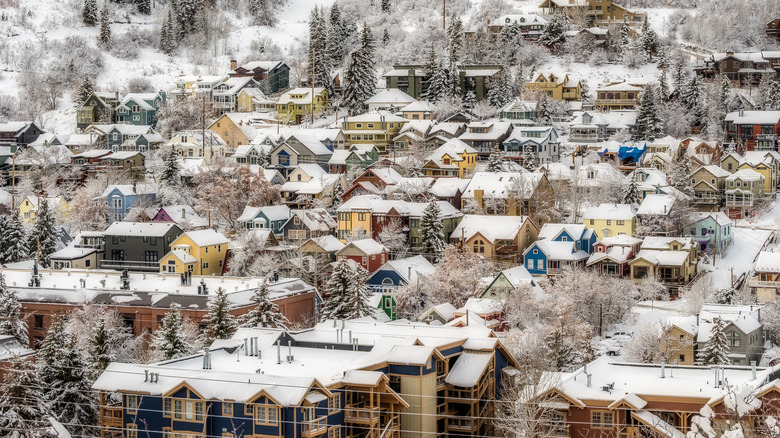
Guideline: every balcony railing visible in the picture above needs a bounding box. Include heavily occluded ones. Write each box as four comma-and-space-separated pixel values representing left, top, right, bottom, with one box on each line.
345, 404, 380, 424
100, 260, 160, 272
748, 277, 780, 289
101, 406, 123, 427
448, 417, 480, 432
301, 416, 328, 438
595, 99, 637, 107
726, 198, 755, 207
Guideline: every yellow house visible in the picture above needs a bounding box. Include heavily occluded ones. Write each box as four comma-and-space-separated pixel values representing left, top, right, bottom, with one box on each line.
208, 114, 255, 149
335, 195, 381, 242
160, 229, 229, 276
525, 73, 582, 101
582, 203, 637, 239
237, 88, 275, 113
737, 151, 780, 195
422, 138, 478, 178
628, 237, 698, 287
276, 87, 329, 125
664, 316, 698, 365
342, 111, 408, 152
18, 196, 69, 223
595, 80, 646, 110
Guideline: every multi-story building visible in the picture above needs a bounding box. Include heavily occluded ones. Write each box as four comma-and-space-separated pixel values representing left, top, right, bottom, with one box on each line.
628, 236, 698, 288
525, 72, 582, 101
102, 222, 183, 271
342, 112, 408, 152
749, 250, 780, 303
502, 126, 561, 166
724, 110, 780, 151
595, 80, 645, 110
450, 214, 539, 265
582, 203, 637, 239
690, 165, 731, 211
229, 59, 290, 93
487, 14, 548, 40
93, 321, 519, 438
696, 51, 780, 85
569, 110, 637, 143
538, 0, 645, 26
276, 88, 329, 125
724, 168, 765, 219
383, 64, 502, 100
115, 92, 166, 128
159, 229, 230, 276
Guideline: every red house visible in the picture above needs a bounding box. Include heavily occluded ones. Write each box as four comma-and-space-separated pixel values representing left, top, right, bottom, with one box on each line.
340, 167, 403, 202
335, 238, 389, 273
724, 110, 780, 151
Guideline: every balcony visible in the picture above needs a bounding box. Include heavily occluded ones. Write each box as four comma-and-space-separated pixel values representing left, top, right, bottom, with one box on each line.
436, 374, 446, 389
748, 277, 780, 289
301, 416, 328, 438
726, 197, 755, 207
100, 260, 161, 272
379, 415, 400, 438
345, 404, 380, 424
448, 417, 481, 433
101, 406, 123, 427
595, 99, 638, 108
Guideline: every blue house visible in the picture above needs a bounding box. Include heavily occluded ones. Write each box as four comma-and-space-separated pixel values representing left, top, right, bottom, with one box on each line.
116, 92, 166, 127
97, 184, 157, 223
537, 223, 596, 254
92, 322, 520, 438
684, 212, 734, 254
367, 255, 435, 292
522, 240, 589, 276
236, 204, 291, 236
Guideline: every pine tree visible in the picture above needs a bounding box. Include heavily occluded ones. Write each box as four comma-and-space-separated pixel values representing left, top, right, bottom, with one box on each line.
90, 317, 115, 372
545, 327, 573, 371
487, 147, 503, 172
76, 75, 95, 105
82, 0, 98, 26
37, 317, 98, 437
331, 177, 345, 211
535, 92, 552, 125
639, 17, 658, 61
1, 213, 28, 264
461, 90, 476, 112
136, 0, 150, 14
618, 15, 630, 54
420, 200, 445, 262
342, 24, 377, 115
320, 258, 373, 321
673, 63, 686, 95
0, 274, 27, 345
718, 75, 732, 114
446, 17, 464, 97
696, 318, 731, 366
669, 155, 695, 197
175, 0, 198, 40
308, 6, 332, 96
326, 4, 345, 66
204, 288, 238, 344
0, 357, 51, 436
623, 176, 641, 204
522, 145, 537, 171
242, 283, 289, 328
151, 304, 192, 360
488, 70, 513, 108
634, 84, 663, 141
381, 0, 390, 12
684, 76, 705, 125
29, 199, 57, 268
658, 69, 669, 100
160, 146, 180, 186
99, 2, 111, 47
160, 8, 176, 55
539, 14, 567, 49
421, 47, 447, 104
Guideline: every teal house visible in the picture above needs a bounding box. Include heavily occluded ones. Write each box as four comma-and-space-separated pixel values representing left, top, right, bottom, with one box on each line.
684, 212, 733, 254
116, 92, 166, 127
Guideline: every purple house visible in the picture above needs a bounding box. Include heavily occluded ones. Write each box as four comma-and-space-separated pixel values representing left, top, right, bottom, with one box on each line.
152, 205, 209, 230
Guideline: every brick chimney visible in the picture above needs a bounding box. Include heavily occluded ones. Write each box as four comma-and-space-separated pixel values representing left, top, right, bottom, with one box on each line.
230, 59, 238, 71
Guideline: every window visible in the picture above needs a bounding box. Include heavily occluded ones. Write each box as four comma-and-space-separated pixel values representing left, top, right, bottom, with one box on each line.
473, 239, 485, 253
328, 426, 341, 438
590, 219, 595, 225
679, 354, 685, 362
170, 399, 204, 422
127, 424, 138, 438
126, 395, 138, 414
591, 411, 614, 429
203, 262, 209, 269
253, 405, 279, 425
328, 393, 341, 414
223, 402, 233, 417
144, 251, 158, 263
34, 314, 44, 330
606, 220, 612, 226
361, 256, 367, 265
616, 220, 625, 226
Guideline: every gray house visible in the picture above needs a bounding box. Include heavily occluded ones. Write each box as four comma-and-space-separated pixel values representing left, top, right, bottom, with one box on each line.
102, 222, 183, 271
697, 304, 764, 366
502, 126, 560, 166
270, 134, 332, 175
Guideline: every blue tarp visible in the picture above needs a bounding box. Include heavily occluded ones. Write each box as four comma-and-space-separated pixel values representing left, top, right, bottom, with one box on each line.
598, 143, 647, 162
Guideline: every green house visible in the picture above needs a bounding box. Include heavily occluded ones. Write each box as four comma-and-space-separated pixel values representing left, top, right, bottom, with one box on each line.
369, 292, 398, 320
115, 92, 166, 127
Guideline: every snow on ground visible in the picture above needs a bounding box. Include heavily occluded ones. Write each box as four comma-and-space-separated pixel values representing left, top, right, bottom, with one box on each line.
702, 227, 773, 290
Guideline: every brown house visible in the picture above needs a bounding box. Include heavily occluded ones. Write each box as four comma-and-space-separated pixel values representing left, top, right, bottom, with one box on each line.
768, 19, 780, 41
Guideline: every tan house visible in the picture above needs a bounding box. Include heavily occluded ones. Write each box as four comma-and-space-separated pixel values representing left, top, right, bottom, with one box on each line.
725, 168, 765, 219
690, 165, 731, 211
628, 237, 698, 288
525, 73, 582, 101
595, 81, 645, 110
450, 214, 539, 265
539, 0, 645, 26
748, 250, 780, 303
664, 315, 698, 365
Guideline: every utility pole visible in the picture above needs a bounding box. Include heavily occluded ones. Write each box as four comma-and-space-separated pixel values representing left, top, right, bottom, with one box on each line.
11, 154, 15, 210
311, 45, 316, 125
713, 221, 718, 268
201, 94, 206, 159
443, 0, 446, 30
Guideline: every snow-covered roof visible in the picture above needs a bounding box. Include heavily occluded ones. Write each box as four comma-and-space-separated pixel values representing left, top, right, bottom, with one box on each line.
527, 240, 589, 261
379, 255, 435, 283
697, 304, 763, 343
104, 222, 180, 237
631, 249, 690, 267
451, 215, 531, 243
365, 89, 416, 105
237, 205, 291, 223
337, 238, 388, 256
726, 168, 764, 182
725, 110, 780, 125
462, 171, 545, 200
688, 212, 733, 227
289, 208, 337, 232
587, 245, 633, 265
235, 60, 285, 72
429, 177, 470, 197
668, 315, 699, 336
303, 235, 345, 253
0, 335, 34, 361
167, 249, 197, 264
445, 351, 493, 387
641, 236, 694, 251
494, 13, 547, 26
99, 184, 157, 198
583, 203, 636, 220
538, 223, 587, 241
401, 100, 436, 113
755, 250, 780, 273
636, 194, 675, 216
697, 165, 731, 178
182, 229, 229, 247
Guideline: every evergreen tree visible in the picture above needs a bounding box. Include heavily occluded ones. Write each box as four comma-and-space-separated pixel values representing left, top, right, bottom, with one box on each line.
175, 0, 198, 40
342, 24, 377, 115
696, 318, 731, 366
634, 84, 663, 141
0, 215, 7, 263
76, 75, 95, 105
29, 199, 57, 268
160, 146, 180, 185
308, 6, 333, 96
684, 76, 705, 125
242, 283, 289, 328
89, 317, 125, 373
461, 90, 476, 112
539, 14, 567, 49
1, 213, 28, 264
673, 63, 686, 94
99, 2, 111, 46
639, 17, 659, 61
487, 70, 513, 108
487, 147, 503, 172
0, 274, 27, 345
420, 200, 445, 262
764, 77, 780, 110
37, 317, 98, 437
0, 357, 51, 437
618, 15, 630, 54
136, 0, 150, 14
421, 47, 447, 103
320, 258, 373, 320
623, 176, 641, 204
82, 0, 98, 26
326, 4, 345, 66
522, 145, 537, 171
446, 17, 464, 97
381, 0, 390, 13
204, 288, 238, 344
669, 155, 695, 197
545, 327, 573, 371
535, 92, 552, 125
160, 8, 176, 55
717, 74, 733, 114
658, 69, 669, 100
151, 304, 192, 360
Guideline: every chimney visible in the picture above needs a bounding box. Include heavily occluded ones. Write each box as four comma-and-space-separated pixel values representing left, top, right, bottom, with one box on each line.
349, 330, 352, 343
230, 59, 238, 71
287, 340, 294, 363
254, 337, 259, 356
739, 109, 744, 117
586, 373, 592, 387
203, 347, 211, 370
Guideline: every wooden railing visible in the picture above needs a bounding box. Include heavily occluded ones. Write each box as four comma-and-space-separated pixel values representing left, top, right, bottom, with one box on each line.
101, 406, 123, 427
345, 404, 379, 424
301, 416, 328, 438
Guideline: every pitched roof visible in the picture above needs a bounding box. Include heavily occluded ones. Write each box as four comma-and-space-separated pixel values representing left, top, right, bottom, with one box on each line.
104, 222, 180, 237
183, 229, 229, 247
338, 238, 388, 256
451, 215, 530, 243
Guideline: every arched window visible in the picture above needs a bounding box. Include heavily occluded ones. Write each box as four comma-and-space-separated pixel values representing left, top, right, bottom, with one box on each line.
473, 239, 485, 253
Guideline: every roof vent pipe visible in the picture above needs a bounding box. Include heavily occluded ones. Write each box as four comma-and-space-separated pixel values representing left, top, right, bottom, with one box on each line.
254, 337, 259, 356
349, 330, 353, 343
244, 338, 248, 356
751, 361, 757, 380
276, 340, 281, 364
586, 373, 592, 387
144, 370, 149, 382
661, 361, 665, 379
